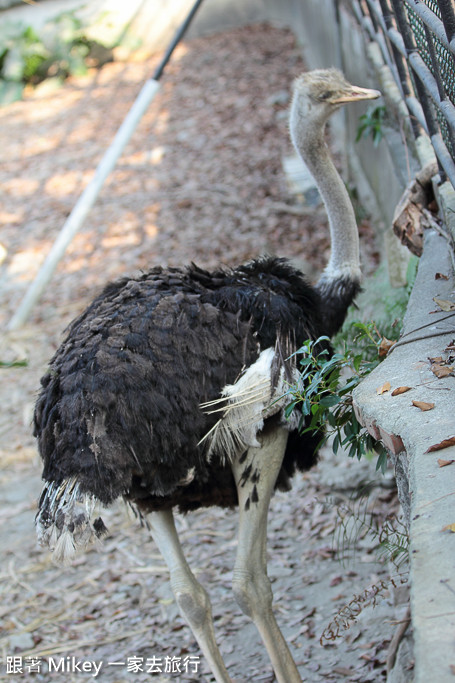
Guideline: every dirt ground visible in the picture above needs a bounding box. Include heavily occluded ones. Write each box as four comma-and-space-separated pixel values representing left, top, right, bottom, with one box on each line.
0, 24, 406, 682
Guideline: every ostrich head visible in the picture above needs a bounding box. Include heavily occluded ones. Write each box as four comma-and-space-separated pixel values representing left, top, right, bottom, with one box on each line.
289, 68, 381, 149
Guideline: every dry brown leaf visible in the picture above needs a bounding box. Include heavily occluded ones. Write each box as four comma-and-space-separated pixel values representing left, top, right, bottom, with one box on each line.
442, 523, 455, 533
430, 363, 453, 378
378, 337, 396, 357
426, 436, 455, 453
437, 458, 455, 467
333, 667, 355, 676
330, 575, 343, 587
435, 272, 449, 280
391, 386, 412, 396
376, 381, 391, 395
412, 400, 435, 411
433, 297, 455, 311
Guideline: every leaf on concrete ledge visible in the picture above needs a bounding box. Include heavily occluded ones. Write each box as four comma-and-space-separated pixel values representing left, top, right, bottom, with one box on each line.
391, 386, 412, 396
433, 297, 455, 312
441, 523, 455, 533
430, 360, 453, 378
376, 381, 391, 395
411, 400, 434, 411
425, 436, 455, 453
435, 272, 449, 280
437, 458, 454, 467
378, 337, 396, 357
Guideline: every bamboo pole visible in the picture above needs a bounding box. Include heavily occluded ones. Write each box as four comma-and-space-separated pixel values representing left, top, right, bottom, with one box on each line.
8, 0, 205, 331
8, 79, 159, 331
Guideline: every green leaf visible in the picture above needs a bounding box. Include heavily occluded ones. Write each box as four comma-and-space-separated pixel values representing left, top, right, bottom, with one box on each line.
0, 359, 28, 368
348, 441, 358, 459
343, 422, 353, 439
319, 394, 341, 407
286, 329, 389, 465
310, 403, 320, 416
326, 412, 337, 428
301, 398, 311, 416
376, 450, 388, 473
284, 401, 298, 418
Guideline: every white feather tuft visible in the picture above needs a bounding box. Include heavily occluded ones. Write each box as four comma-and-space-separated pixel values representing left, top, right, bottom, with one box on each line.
52, 529, 76, 566
199, 347, 299, 461
36, 478, 108, 566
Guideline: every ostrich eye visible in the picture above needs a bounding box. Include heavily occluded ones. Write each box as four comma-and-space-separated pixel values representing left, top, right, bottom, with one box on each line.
319, 90, 334, 101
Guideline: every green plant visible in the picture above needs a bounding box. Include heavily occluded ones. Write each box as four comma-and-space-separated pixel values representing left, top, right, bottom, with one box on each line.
320, 492, 409, 644
334, 491, 409, 570
320, 572, 408, 644
356, 105, 387, 147
284, 323, 389, 471
0, 12, 113, 104
378, 515, 409, 569
0, 359, 28, 368
5, 25, 49, 82
333, 258, 418, 360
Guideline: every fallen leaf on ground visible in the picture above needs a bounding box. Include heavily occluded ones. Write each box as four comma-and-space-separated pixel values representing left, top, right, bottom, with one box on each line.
412, 400, 434, 411
425, 436, 455, 453
430, 361, 453, 378
330, 576, 343, 587
433, 297, 455, 311
442, 523, 455, 533
332, 667, 355, 676
391, 386, 412, 396
435, 272, 449, 280
376, 381, 391, 395
437, 459, 454, 467
378, 337, 396, 357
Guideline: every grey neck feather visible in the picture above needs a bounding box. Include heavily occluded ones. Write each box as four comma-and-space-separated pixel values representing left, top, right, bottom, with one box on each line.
289, 106, 361, 286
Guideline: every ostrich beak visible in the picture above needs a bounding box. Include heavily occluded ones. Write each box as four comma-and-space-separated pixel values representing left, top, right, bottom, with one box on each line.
331, 85, 381, 104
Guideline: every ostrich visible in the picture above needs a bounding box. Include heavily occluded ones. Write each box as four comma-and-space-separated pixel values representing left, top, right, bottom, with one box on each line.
34, 69, 380, 683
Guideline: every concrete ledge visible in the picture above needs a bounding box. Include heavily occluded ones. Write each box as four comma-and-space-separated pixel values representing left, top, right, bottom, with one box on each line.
353, 228, 455, 683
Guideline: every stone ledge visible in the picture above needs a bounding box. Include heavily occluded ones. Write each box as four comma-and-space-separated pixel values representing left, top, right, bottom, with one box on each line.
353, 228, 455, 683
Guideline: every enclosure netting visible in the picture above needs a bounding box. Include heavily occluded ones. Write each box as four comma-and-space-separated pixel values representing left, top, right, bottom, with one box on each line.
353, 0, 455, 188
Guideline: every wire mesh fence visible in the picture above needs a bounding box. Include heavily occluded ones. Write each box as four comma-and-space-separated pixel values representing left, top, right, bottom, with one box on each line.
351, 0, 455, 190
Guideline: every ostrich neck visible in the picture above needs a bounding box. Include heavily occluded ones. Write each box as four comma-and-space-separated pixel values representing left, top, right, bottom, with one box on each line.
299, 128, 360, 283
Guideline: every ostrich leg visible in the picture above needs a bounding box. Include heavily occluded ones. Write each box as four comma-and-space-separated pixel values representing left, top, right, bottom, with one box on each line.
231, 425, 301, 683
147, 509, 232, 683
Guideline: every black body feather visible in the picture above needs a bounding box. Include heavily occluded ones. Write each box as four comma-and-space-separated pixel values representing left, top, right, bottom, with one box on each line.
34, 256, 351, 514
316, 276, 361, 338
